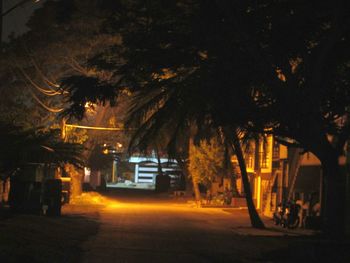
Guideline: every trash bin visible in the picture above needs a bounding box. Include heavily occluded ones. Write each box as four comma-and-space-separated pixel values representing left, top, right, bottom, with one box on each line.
43, 179, 62, 216
155, 174, 170, 193
27, 182, 42, 214
8, 177, 26, 212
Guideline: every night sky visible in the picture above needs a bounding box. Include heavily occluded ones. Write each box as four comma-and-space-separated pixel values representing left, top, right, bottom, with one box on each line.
3, 0, 45, 41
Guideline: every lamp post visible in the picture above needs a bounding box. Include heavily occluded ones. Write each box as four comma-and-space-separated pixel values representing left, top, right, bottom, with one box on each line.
103, 143, 123, 184
111, 157, 117, 183
111, 143, 123, 184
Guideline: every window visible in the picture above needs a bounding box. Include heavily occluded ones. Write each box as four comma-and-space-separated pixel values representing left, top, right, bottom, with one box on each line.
259, 151, 269, 169
272, 141, 280, 160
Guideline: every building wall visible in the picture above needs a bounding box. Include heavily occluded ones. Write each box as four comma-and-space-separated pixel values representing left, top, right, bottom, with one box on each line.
231, 135, 320, 217
300, 152, 321, 166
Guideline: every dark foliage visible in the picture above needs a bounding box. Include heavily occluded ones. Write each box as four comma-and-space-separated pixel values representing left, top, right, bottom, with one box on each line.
59, 0, 350, 235
62, 1, 350, 148
0, 122, 84, 177
61, 75, 118, 119
87, 144, 113, 170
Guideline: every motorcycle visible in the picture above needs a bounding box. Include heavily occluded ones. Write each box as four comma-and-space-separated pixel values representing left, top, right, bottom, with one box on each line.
273, 201, 301, 229
273, 204, 284, 225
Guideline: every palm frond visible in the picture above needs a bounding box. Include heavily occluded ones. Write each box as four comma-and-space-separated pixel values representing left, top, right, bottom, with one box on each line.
0, 122, 85, 175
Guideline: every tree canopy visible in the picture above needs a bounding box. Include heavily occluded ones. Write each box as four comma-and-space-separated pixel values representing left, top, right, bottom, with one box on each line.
62, 0, 350, 151
189, 136, 225, 188
13, 0, 350, 235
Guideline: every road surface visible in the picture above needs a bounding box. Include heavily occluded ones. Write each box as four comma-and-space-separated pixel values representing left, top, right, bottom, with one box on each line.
64, 190, 348, 263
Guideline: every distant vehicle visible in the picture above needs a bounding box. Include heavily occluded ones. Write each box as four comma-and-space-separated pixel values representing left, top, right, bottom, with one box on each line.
8, 164, 69, 215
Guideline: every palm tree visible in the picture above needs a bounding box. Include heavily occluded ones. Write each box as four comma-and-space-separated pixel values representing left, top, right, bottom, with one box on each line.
125, 81, 265, 228
60, 0, 268, 228
223, 127, 265, 228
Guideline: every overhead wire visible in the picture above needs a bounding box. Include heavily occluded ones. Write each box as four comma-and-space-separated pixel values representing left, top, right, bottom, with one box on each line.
28, 54, 61, 89
27, 85, 64, 113
20, 38, 73, 97
12, 61, 64, 113
14, 19, 65, 94
20, 43, 64, 93
6, 2, 64, 114
16, 64, 62, 96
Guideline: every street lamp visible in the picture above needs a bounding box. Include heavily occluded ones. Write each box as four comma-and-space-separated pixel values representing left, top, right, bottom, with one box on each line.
102, 143, 123, 184
111, 143, 123, 184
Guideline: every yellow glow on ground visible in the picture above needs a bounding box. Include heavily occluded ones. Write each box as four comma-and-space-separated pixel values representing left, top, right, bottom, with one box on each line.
67, 192, 242, 215
70, 192, 120, 207
102, 200, 225, 214
69, 193, 196, 212
69, 192, 205, 212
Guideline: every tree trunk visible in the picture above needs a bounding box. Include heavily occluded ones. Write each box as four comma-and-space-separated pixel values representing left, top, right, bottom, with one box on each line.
306, 133, 347, 238
64, 164, 83, 200
319, 149, 346, 237
175, 155, 192, 193
232, 133, 265, 229
191, 176, 201, 207
155, 145, 163, 176
189, 138, 202, 206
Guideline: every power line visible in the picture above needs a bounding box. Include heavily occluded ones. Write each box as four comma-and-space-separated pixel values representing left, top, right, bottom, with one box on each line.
15, 61, 62, 96
21, 71, 61, 95
15, 68, 64, 113
28, 53, 61, 90
28, 88, 64, 113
